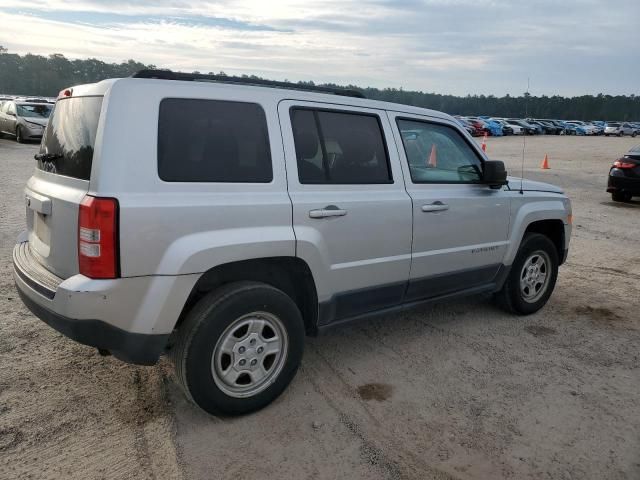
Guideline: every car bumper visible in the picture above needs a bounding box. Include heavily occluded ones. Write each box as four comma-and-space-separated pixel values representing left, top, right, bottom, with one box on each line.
607, 173, 640, 195
13, 240, 198, 365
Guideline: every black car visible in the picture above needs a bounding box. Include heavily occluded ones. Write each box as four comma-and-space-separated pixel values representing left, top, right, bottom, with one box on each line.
607, 145, 640, 202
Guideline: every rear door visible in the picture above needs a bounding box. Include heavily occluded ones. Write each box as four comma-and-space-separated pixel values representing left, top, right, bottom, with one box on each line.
389, 113, 510, 301
279, 101, 412, 325
25, 95, 103, 278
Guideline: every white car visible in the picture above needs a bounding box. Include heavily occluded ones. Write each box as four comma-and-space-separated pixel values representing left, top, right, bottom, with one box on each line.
567, 121, 597, 135
491, 118, 523, 135
604, 122, 637, 137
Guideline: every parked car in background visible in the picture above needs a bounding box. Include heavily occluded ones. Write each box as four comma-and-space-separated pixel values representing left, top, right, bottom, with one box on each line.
455, 117, 484, 136
465, 117, 492, 136
454, 117, 477, 136
488, 118, 516, 135
506, 119, 537, 135
604, 122, 637, 137
477, 117, 504, 136
467, 117, 502, 137
607, 144, 640, 202
527, 120, 555, 135
0, 100, 53, 142
567, 121, 597, 135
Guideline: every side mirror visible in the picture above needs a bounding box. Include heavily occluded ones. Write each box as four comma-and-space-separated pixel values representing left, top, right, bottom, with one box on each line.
483, 160, 508, 189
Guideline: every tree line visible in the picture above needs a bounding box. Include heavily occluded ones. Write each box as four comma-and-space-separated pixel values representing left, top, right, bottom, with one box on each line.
1, 47, 638, 121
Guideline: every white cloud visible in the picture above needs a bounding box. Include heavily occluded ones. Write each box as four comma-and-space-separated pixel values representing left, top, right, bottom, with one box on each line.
1, 0, 638, 95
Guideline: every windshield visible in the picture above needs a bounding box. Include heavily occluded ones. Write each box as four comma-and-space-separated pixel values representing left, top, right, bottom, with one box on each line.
17, 103, 52, 118
37, 96, 103, 180
608, 123, 620, 127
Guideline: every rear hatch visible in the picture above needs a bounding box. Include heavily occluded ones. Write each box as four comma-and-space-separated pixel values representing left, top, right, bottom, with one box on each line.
25, 94, 103, 279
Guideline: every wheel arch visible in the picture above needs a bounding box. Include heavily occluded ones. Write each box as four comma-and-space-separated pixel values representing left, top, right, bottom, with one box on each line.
174, 256, 319, 336
523, 219, 565, 264
506, 199, 569, 266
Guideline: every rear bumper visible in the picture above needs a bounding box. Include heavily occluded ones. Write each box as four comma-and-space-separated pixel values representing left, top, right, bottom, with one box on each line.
13, 240, 199, 365
16, 287, 168, 365
607, 174, 640, 195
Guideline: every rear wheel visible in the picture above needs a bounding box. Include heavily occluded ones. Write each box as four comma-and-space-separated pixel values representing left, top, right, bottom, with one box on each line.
495, 233, 559, 315
171, 281, 305, 416
16, 126, 25, 143
612, 191, 632, 202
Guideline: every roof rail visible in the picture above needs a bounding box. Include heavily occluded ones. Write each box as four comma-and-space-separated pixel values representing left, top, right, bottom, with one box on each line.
130, 69, 365, 99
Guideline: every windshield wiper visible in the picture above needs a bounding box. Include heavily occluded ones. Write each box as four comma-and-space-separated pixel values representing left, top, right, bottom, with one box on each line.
34, 153, 63, 162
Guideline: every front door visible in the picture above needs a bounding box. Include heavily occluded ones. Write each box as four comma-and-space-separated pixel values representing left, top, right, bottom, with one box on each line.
279, 101, 413, 325
389, 113, 511, 302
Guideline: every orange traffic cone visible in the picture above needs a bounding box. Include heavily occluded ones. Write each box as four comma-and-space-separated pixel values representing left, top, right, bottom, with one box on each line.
481, 132, 488, 152
428, 144, 437, 167
540, 154, 550, 169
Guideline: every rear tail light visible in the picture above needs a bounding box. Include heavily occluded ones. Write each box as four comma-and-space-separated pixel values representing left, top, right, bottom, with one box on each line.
613, 160, 636, 169
78, 196, 119, 279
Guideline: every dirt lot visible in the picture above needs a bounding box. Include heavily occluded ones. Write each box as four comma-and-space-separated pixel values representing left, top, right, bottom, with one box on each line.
1, 135, 639, 480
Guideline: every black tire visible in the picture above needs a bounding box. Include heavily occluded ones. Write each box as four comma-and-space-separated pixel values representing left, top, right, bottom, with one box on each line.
632, 132, 637, 138
612, 191, 632, 202
495, 233, 559, 315
171, 281, 305, 416
16, 126, 25, 143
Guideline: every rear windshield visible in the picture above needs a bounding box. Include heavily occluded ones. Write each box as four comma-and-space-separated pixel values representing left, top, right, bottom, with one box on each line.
608, 123, 620, 127
37, 96, 103, 180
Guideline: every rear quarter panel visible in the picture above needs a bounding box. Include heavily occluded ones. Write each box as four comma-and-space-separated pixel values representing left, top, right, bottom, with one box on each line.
90, 79, 295, 277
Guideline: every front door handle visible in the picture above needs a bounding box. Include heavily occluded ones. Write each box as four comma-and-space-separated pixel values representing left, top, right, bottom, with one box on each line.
421, 202, 449, 213
309, 205, 347, 219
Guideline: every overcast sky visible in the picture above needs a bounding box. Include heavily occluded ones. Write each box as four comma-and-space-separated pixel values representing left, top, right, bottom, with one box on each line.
1, 0, 638, 96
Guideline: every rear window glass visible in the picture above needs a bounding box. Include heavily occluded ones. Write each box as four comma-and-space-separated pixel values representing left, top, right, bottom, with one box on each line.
37, 96, 103, 180
158, 98, 272, 182
290, 108, 391, 184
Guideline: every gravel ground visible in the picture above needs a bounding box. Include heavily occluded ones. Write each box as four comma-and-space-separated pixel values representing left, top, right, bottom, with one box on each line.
0, 135, 639, 480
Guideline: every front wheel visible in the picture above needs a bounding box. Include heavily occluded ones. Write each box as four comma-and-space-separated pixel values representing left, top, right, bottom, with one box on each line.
495, 233, 559, 315
171, 281, 305, 416
16, 126, 25, 143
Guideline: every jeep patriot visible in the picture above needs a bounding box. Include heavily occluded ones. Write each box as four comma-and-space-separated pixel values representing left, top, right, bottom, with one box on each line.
13, 70, 572, 415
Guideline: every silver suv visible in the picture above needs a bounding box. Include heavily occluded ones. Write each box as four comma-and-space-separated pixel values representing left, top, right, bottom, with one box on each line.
13, 71, 572, 415
604, 122, 637, 137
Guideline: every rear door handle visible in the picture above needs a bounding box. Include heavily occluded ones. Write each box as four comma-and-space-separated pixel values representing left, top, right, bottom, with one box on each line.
309, 205, 347, 219
421, 202, 449, 213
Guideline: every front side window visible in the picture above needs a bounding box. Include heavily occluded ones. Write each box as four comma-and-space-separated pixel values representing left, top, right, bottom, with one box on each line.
290, 108, 392, 184
397, 119, 483, 183
158, 98, 272, 183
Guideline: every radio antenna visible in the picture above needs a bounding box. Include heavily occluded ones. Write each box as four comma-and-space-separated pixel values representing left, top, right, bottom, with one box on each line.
519, 77, 529, 195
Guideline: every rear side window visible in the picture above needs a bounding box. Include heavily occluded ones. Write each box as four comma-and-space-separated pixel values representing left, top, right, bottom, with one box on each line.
290, 108, 391, 184
158, 99, 272, 182
37, 96, 103, 180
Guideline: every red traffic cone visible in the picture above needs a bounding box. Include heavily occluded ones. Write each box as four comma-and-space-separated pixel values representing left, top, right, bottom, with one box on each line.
481, 132, 488, 152
540, 154, 550, 170
427, 144, 437, 167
